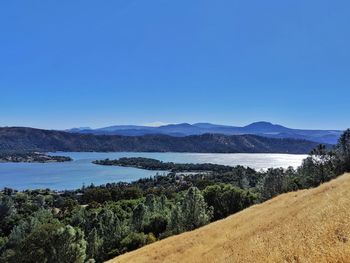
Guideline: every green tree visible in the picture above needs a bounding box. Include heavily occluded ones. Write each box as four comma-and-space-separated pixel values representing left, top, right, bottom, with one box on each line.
167, 204, 184, 235
81, 208, 123, 261
203, 184, 257, 221
120, 232, 147, 252
181, 187, 212, 231
98, 209, 123, 257
335, 129, 350, 174
144, 194, 158, 213
0, 236, 7, 251
143, 214, 168, 237
259, 168, 285, 200
7, 209, 54, 248
298, 145, 335, 188
131, 203, 147, 232
0, 196, 16, 236
310, 144, 335, 183
86, 228, 103, 261
15, 223, 86, 263
61, 198, 79, 215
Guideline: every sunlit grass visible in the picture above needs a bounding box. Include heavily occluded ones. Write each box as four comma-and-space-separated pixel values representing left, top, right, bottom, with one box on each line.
108, 173, 350, 263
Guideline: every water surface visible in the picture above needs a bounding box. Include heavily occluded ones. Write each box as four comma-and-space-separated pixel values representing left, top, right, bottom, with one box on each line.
0, 152, 307, 190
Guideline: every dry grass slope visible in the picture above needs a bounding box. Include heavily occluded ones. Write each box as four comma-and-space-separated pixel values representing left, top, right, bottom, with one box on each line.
108, 173, 350, 263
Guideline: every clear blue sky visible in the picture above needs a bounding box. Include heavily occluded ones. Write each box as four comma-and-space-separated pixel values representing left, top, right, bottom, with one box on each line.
1, 0, 349, 130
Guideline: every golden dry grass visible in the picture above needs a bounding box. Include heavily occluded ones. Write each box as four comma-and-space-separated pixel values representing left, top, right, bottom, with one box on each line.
108, 173, 350, 263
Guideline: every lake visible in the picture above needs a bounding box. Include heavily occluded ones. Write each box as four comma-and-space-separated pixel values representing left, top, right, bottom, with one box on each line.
0, 152, 307, 190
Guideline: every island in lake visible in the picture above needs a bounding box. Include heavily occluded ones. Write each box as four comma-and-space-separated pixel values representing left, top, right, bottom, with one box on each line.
93, 157, 243, 173
0, 152, 72, 163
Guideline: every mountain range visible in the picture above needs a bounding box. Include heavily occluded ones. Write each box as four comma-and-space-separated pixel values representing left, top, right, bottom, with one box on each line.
68, 121, 342, 144
0, 127, 322, 154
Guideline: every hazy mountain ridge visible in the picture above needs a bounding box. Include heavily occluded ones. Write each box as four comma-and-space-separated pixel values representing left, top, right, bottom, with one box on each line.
0, 127, 322, 154
68, 121, 342, 144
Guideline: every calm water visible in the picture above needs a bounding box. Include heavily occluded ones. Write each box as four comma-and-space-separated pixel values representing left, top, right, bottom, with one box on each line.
0, 152, 307, 190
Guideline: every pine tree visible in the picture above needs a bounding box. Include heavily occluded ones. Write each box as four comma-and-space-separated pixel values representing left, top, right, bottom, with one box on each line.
167, 204, 184, 235
131, 203, 147, 232
86, 228, 103, 261
181, 187, 212, 231
336, 129, 350, 173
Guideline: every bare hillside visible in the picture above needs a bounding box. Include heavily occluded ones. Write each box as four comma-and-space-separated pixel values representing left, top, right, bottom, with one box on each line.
109, 173, 350, 263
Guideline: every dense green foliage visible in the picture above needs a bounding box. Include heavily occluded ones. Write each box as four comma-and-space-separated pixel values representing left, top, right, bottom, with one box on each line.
203, 184, 257, 221
0, 129, 348, 262
93, 157, 235, 172
0, 127, 322, 154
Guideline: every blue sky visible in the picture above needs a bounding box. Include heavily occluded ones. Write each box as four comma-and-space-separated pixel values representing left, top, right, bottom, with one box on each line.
0, 0, 349, 130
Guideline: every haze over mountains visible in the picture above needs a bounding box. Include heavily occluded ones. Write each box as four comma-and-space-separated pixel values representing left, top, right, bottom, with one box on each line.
0, 127, 321, 154
69, 121, 342, 144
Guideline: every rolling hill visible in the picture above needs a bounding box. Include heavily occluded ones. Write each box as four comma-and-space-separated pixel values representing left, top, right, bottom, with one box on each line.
109, 173, 350, 263
68, 121, 342, 144
0, 127, 322, 154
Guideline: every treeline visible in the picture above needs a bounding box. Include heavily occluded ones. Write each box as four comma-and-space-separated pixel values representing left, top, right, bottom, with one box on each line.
0, 186, 246, 262
0, 129, 349, 263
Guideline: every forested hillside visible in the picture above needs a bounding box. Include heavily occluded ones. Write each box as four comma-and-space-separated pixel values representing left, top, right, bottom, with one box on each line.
110, 173, 350, 263
0, 127, 321, 153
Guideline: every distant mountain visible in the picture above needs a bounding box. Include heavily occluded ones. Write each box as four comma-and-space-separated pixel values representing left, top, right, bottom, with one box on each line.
193, 123, 235, 129
242, 121, 289, 133
0, 127, 322, 154
68, 127, 92, 132
98, 125, 153, 131
68, 122, 343, 144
